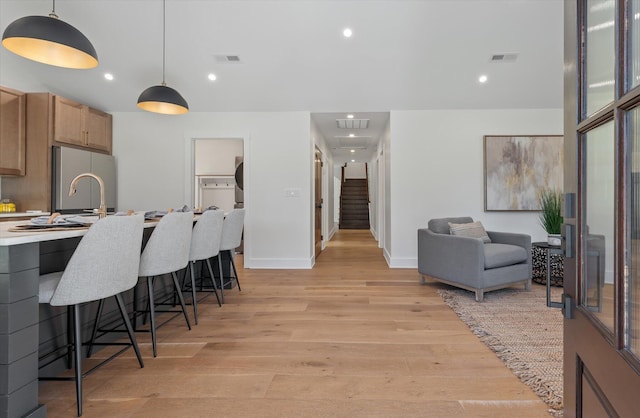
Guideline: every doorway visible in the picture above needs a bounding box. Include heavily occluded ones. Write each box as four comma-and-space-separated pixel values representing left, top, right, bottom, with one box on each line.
193, 139, 244, 213
315, 146, 323, 258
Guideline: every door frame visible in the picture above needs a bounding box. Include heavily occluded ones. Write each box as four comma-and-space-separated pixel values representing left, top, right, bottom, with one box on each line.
184, 134, 251, 266
314, 146, 323, 258
563, 1, 640, 416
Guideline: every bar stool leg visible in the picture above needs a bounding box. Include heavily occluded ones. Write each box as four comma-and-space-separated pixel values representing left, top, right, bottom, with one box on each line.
72, 305, 83, 417
189, 261, 199, 324
66, 306, 73, 369
115, 294, 144, 368
204, 258, 222, 307
171, 272, 192, 330
87, 299, 105, 358
147, 277, 158, 358
228, 250, 241, 291
215, 255, 225, 304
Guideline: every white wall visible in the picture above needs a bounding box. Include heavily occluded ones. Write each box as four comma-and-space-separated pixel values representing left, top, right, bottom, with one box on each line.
344, 163, 367, 179
387, 108, 563, 268
112, 111, 313, 269
194, 139, 243, 175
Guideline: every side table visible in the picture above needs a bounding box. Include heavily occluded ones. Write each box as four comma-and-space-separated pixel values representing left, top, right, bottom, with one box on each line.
532, 242, 564, 287
532, 242, 563, 308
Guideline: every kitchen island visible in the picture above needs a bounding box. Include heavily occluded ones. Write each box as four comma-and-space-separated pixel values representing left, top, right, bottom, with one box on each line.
0, 218, 160, 418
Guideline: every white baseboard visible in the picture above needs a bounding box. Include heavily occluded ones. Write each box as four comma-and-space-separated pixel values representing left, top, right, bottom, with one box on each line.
387, 257, 418, 268
328, 224, 338, 240
244, 258, 313, 269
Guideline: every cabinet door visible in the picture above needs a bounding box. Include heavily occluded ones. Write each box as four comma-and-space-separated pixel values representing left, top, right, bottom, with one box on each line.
84, 107, 112, 153
0, 87, 26, 176
54, 96, 85, 146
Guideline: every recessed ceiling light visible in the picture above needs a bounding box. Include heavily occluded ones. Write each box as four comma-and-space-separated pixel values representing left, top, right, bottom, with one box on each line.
104, 73, 114, 81
208, 73, 217, 81
478, 75, 488, 83
351, 159, 355, 163
349, 133, 355, 138
343, 28, 353, 38
347, 114, 354, 119
350, 149, 355, 153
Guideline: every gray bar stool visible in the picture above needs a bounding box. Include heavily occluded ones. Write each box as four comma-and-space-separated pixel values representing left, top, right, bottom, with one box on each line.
137, 211, 194, 357
217, 208, 245, 303
38, 215, 145, 417
184, 209, 224, 324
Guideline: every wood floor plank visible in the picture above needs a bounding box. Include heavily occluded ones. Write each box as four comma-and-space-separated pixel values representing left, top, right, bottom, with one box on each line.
39, 229, 553, 417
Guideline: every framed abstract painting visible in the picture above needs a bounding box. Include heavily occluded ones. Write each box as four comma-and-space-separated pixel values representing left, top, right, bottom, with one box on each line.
484, 135, 563, 211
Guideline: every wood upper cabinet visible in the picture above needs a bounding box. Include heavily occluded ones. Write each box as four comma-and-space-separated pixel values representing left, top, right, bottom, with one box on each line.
1, 93, 112, 212
54, 96, 85, 147
54, 95, 112, 153
0, 86, 26, 176
84, 107, 112, 152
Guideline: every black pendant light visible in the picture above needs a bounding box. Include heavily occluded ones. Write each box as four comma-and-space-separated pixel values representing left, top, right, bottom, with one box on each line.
137, 0, 188, 115
1, 0, 98, 69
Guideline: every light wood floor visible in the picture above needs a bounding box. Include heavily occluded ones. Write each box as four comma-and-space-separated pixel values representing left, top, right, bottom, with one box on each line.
40, 230, 552, 417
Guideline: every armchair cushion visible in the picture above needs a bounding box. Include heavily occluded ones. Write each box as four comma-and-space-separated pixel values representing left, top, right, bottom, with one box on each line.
428, 217, 473, 234
449, 221, 491, 243
484, 243, 528, 269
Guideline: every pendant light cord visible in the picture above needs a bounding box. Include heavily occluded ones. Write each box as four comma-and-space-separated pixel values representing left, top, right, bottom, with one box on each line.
49, 0, 58, 19
162, 0, 166, 86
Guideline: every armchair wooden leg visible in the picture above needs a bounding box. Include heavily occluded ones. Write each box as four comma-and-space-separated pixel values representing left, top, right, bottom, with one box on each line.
475, 289, 484, 302
419, 275, 427, 285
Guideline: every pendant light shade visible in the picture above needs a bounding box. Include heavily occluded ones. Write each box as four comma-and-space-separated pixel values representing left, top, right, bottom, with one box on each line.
137, 0, 188, 115
2, 11, 98, 69
137, 83, 189, 115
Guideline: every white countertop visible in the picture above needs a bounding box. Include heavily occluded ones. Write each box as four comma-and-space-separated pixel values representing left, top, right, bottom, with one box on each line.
0, 216, 161, 246
0, 211, 50, 219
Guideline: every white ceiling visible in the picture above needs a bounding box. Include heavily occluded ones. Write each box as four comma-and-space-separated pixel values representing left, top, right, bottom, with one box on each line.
0, 0, 564, 164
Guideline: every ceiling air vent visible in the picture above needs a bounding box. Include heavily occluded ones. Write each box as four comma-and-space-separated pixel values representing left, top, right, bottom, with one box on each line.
213, 54, 242, 63
336, 118, 370, 129
490, 53, 518, 63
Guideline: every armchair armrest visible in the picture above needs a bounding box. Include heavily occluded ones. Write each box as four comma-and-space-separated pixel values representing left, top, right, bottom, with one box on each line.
487, 231, 531, 251
418, 229, 485, 284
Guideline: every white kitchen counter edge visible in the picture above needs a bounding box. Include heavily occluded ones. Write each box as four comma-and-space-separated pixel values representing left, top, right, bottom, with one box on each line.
0, 217, 161, 246
0, 212, 50, 218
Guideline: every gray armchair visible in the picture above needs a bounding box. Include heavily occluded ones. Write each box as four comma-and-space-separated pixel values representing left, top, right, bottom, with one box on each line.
418, 217, 532, 301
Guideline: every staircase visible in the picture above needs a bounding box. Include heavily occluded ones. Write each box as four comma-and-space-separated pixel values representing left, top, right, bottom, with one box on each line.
339, 178, 370, 229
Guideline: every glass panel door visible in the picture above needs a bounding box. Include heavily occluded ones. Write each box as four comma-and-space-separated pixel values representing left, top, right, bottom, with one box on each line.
628, 108, 640, 357
583, 121, 615, 333
585, 0, 615, 116
631, 0, 640, 90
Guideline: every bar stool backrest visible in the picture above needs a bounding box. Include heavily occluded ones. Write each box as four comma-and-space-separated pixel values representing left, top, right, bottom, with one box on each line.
189, 209, 224, 262
220, 208, 245, 252
50, 215, 144, 306
139, 212, 194, 277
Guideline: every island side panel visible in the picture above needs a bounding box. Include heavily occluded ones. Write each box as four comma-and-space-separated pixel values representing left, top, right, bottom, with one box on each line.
0, 243, 46, 418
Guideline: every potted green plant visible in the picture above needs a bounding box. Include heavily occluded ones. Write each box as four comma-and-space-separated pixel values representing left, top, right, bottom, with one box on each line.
538, 188, 563, 246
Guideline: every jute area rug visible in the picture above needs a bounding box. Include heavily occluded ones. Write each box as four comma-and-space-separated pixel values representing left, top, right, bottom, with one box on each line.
438, 283, 563, 417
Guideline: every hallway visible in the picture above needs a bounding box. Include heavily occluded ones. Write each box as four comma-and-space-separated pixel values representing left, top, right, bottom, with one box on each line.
40, 230, 551, 417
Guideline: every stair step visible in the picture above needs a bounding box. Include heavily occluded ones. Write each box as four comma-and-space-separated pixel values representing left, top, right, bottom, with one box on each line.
340, 222, 370, 229
341, 210, 368, 216
340, 178, 370, 229
341, 207, 368, 212
341, 206, 368, 211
